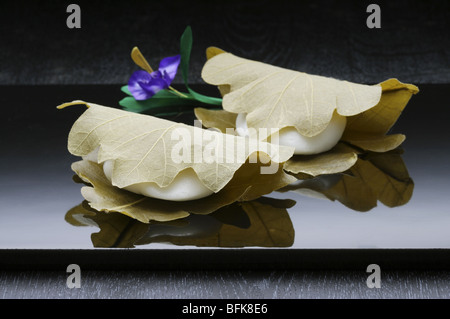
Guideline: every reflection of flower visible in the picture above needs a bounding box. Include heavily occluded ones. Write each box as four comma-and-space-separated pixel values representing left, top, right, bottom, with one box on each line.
128, 55, 181, 100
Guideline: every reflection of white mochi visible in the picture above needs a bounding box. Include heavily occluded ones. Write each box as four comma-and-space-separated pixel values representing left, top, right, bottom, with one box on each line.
144, 214, 222, 238
83, 148, 214, 201
235, 112, 347, 155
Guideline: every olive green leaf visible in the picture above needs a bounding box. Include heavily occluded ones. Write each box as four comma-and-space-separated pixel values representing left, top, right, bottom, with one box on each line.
119, 88, 204, 117
341, 78, 419, 152
179, 26, 223, 106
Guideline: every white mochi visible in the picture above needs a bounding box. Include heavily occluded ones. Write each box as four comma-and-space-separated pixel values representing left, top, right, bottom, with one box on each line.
83, 148, 214, 201
235, 112, 346, 155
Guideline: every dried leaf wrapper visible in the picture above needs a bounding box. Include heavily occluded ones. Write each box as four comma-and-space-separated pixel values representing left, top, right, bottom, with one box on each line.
201, 51, 383, 138
61, 101, 297, 222
197, 49, 418, 177
61, 101, 295, 193
71, 158, 294, 223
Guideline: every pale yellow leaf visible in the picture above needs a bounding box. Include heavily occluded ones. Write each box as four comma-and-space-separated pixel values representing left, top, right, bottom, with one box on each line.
71, 157, 296, 223
65, 201, 150, 248
194, 107, 237, 134
61, 101, 294, 193
201, 51, 382, 137
72, 160, 189, 223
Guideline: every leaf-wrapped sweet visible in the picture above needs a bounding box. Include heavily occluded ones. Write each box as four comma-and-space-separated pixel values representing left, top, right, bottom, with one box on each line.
60, 101, 295, 193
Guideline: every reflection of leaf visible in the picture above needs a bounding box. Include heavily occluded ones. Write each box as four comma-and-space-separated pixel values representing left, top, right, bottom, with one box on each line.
137, 197, 296, 248
202, 50, 382, 138
65, 197, 296, 248
280, 149, 414, 212
89, 212, 149, 248
59, 101, 294, 193
65, 201, 97, 227
72, 157, 295, 223
65, 201, 149, 248
356, 150, 414, 208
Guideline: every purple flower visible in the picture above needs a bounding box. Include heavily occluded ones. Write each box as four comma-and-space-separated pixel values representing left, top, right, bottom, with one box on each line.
128, 55, 181, 100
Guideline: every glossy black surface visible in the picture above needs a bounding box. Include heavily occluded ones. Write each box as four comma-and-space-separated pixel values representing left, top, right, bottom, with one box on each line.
1, 85, 449, 268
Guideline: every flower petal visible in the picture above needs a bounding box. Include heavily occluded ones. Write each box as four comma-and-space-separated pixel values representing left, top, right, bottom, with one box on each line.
128, 70, 153, 100
139, 75, 169, 96
128, 70, 168, 100
158, 54, 181, 84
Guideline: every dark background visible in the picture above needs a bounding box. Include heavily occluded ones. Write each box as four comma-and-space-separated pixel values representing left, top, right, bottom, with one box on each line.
0, 0, 449, 86
1, 0, 450, 300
